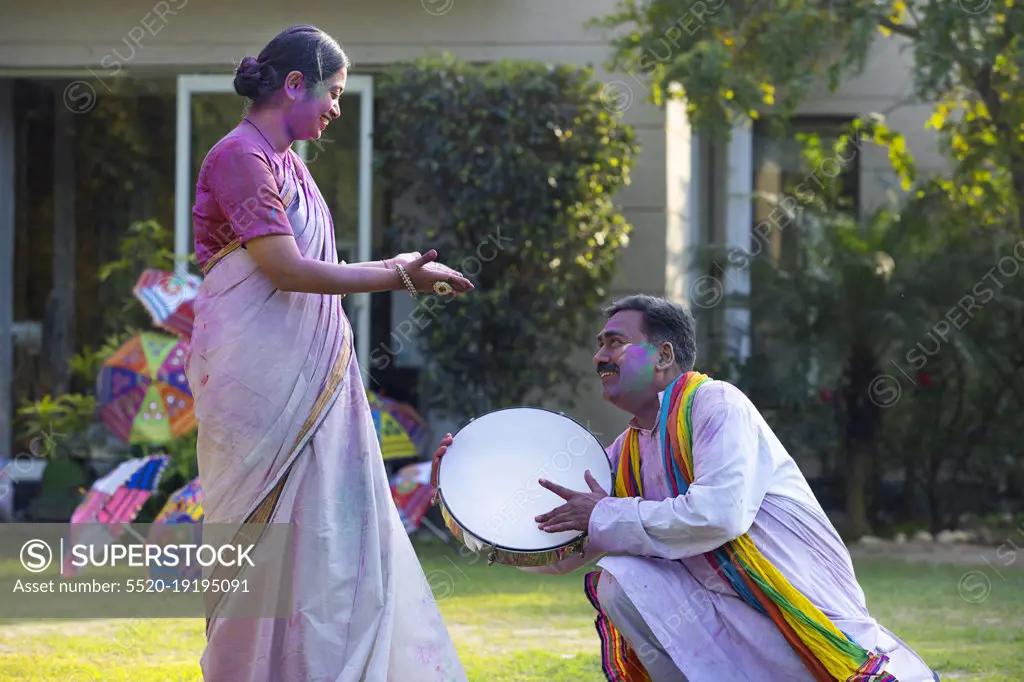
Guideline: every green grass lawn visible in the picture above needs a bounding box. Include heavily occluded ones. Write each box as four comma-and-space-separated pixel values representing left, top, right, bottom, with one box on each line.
0, 541, 1021, 681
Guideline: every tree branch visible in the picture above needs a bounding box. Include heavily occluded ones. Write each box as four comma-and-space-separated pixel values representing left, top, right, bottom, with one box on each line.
978, 18, 1024, 229
877, 18, 921, 41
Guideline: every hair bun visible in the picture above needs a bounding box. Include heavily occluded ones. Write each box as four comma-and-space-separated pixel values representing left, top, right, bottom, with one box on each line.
233, 56, 263, 99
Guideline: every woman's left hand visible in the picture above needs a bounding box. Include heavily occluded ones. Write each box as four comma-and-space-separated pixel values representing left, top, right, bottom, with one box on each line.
388, 252, 423, 269
423, 262, 465, 280
389, 253, 473, 294
403, 252, 474, 294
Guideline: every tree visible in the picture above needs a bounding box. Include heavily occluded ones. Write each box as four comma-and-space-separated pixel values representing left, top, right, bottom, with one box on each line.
376, 54, 639, 420
592, 0, 1024, 229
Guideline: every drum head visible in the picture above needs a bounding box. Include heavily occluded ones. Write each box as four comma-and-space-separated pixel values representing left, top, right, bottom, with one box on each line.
438, 407, 612, 553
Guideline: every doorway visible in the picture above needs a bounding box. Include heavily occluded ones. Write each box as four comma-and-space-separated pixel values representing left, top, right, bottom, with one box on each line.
173, 73, 376, 372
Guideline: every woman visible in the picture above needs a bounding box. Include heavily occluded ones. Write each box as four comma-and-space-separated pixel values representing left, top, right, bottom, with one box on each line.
185, 25, 471, 682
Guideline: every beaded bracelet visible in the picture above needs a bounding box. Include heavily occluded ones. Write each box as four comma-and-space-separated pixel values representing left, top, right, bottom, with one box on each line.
395, 263, 417, 298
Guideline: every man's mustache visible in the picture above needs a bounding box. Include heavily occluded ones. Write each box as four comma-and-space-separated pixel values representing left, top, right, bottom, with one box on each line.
597, 362, 618, 374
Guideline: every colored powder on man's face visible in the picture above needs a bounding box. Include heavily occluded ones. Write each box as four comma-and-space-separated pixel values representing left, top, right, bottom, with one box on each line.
617, 343, 657, 392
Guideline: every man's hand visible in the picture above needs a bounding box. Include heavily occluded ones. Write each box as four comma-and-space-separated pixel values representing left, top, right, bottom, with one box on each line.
535, 471, 609, 533
429, 433, 453, 488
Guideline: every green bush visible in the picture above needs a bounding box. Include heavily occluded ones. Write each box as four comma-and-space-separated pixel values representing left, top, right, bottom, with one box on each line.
376, 54, 640, 419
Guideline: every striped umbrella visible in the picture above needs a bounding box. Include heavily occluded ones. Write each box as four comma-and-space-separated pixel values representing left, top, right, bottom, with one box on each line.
133, 268, 202, 339
61, 455, 169, 577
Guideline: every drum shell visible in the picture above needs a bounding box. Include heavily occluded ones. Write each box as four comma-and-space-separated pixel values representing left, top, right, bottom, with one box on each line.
435, 407, 610, 567
437, 495, 589, 567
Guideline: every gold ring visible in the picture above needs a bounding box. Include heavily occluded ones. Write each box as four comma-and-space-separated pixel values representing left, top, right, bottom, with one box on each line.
433, 282, 454, 296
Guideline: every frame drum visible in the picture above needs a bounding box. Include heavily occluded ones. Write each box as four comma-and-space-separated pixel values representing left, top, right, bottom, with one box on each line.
436, 407, 612, 567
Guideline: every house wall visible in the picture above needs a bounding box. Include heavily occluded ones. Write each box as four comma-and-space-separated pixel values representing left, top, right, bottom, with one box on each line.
1, 0, 689, 448
801, 34, 948, 214
705, 34, 947, 244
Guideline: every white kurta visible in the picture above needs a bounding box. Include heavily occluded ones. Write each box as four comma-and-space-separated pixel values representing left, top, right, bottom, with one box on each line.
525, 380, 936, 682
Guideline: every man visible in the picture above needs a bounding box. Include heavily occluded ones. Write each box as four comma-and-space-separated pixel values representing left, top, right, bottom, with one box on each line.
432, 295, 938, 682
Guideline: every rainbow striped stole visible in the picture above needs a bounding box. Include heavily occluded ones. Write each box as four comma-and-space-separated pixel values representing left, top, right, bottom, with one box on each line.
604, 371, 898, 681
582, 569, 652, 682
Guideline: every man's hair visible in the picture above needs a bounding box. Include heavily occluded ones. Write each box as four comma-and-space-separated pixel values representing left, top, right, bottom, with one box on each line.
603, 295, 697, 372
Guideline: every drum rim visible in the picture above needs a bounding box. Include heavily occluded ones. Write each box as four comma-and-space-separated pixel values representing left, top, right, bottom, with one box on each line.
437, 405, 612, 555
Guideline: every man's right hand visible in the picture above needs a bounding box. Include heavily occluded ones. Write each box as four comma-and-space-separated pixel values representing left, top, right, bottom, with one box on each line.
430, 433, 453, 488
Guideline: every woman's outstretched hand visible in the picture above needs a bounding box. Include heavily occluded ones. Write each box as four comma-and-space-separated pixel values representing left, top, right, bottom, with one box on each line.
388, 252, 423, 268
402, 250, 474, 295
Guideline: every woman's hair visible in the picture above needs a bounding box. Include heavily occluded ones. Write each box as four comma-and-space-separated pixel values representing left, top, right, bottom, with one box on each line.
233, 25, 350, 106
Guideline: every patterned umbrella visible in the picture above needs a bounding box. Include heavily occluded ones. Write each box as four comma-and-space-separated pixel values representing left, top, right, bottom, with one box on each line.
389, 461, 435, 533
151, 477, 203, 527
379, 394, 430, 454
62, 454, 170, 577
366, 391, 421, 460
97, 332, 195, 445
146, 477, 204, 586
133, 268, 202, 339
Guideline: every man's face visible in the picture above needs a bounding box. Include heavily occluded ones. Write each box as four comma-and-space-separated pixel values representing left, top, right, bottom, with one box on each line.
593, 310, 668, 407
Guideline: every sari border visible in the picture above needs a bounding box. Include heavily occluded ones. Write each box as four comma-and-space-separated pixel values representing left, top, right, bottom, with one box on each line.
203, 331, 352, 635
201, 240, 241, 276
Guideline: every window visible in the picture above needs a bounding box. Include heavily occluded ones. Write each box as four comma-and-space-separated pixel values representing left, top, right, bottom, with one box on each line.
11, 77, 177, 403
752, 117, 860, 262
749, 116, 860, 361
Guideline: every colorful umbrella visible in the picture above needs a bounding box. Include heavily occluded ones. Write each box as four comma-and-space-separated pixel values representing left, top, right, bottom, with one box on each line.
389, 461, 435, 533
379, 395, 430, 454
151, 477, 203, 527
133, 268, 202, 339
62, 454, 170, 577
146, 477, 205, 586
366, 391, 422, 460
146, 519, 204, 587
97, 332, 195, 445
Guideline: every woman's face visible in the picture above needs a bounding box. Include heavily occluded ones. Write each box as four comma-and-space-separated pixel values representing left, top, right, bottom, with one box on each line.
286, 67, 347, 141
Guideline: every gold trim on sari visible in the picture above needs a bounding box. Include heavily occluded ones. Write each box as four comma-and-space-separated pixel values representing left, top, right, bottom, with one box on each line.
201, 241, 242, 276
